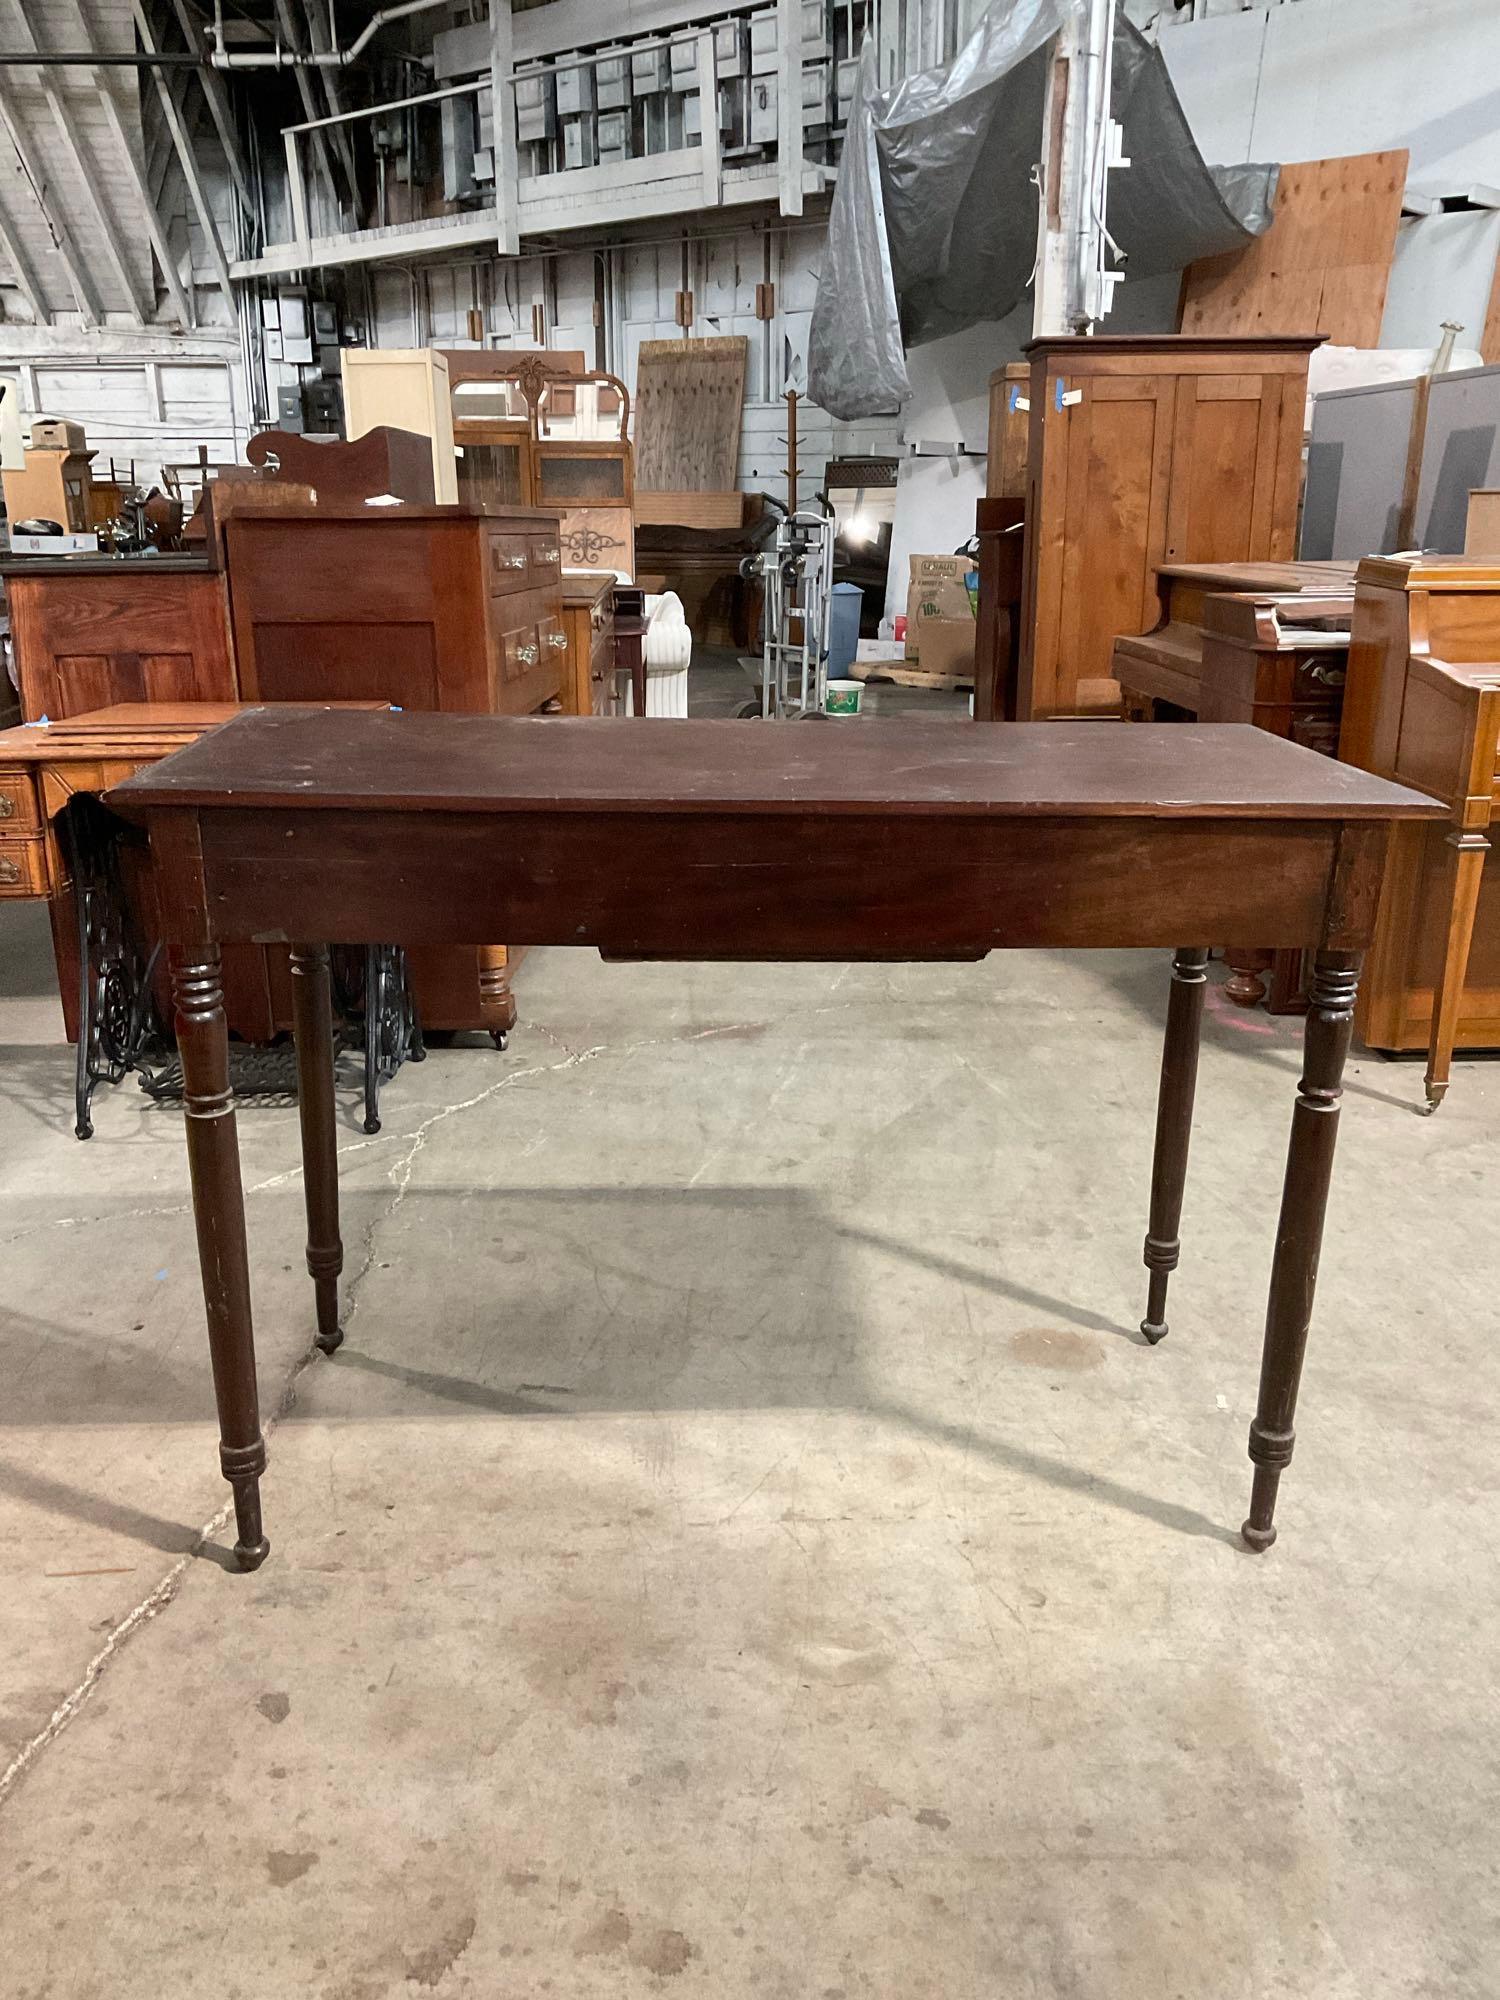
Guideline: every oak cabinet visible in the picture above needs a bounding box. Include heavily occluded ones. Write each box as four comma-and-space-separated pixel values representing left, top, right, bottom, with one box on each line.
1015, 336, 1318, 718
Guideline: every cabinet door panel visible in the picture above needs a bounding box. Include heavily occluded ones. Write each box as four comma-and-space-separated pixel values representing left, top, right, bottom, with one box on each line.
1042, 375, 1174, 715
1166, 375, 1287, 567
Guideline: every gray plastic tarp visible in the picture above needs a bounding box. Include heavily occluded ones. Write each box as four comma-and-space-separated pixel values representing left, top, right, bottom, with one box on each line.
809, 2, 1278, 419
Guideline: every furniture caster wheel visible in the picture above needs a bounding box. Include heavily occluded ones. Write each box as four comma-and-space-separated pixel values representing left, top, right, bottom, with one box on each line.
490, 1029, 509, 1051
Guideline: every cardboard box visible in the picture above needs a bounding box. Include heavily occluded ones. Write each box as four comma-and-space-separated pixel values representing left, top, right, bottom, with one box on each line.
905, 553, 977, 676
27, 417, 86, 452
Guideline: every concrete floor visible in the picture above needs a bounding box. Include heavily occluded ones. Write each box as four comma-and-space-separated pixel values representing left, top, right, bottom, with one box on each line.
2, 678, 1498, 1997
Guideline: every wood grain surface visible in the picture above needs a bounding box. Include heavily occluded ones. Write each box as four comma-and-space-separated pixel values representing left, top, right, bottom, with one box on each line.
1180, 150, 1408, 348
633, 337, 747, 493
110, 709, 1446, 823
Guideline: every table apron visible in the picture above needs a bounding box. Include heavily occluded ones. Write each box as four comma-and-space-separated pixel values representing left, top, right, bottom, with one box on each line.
184, 808, 1375, 958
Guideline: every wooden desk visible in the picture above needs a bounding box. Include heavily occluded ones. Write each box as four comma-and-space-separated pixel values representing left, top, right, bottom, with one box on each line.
112, 713, 1441, 1570
1340, 554, 1500, 1104
0, 554, 234, 722
1113, 560, 1357, 720
1115, 562, 1359, 1012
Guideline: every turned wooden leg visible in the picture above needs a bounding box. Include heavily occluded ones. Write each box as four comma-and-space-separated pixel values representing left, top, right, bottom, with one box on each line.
173, 947, 268, 1570
1424, 829, 1486, 1111
290, 942, 343, 1354
1223, 947, 1272, 1008
1141, 946, 1209, 1344
1242, 951, 1361, 1553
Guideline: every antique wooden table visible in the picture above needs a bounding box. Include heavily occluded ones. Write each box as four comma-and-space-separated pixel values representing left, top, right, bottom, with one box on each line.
110, 710, 1444, 1569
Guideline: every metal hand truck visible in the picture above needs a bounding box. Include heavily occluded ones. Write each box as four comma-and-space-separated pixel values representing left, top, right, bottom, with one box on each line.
737, 509, 836, 719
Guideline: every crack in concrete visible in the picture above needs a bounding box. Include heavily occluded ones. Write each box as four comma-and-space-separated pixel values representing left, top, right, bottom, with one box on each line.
0, 988, 853, 1809
0, 1033, 615, 1813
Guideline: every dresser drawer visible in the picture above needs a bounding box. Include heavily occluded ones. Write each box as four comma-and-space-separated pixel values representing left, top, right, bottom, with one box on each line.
590, 622, 617, 712
498, 621, 542, 687
538, 613, 570, 674
0, 835, 48, 896
528, 532, 562, 588
489, 534, 532, 590
0, 767, 40, 832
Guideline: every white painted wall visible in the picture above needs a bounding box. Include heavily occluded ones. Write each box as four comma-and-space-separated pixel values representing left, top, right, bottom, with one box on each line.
1158, 0, 1500, 192
1125, 1, 1500, 355
0, 329, 248, 490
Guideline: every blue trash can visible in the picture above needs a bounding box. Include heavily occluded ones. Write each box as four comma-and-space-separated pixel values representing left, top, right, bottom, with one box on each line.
828, 581, 863, 677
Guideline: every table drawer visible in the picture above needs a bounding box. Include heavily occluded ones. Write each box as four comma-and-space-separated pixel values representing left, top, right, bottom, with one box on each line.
0, 834, 48, 896
0, 767, 40, 832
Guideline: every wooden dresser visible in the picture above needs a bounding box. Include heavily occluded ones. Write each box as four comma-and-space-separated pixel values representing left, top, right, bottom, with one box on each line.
1015, 336, 1320, 717
1339, 554, 1500, 1103
221, 503, 566, 717
557, 572, 618, 716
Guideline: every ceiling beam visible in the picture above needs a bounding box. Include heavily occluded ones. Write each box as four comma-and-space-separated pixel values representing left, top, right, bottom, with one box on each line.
0, 81, 102, 323
168, 0, 255, 223
0, 174, 46, 322
6, 0, 147, 323
302, 0, 359, 199
132, 0, 235, 313
272, 0, 344, 220
62, 0, 193, 327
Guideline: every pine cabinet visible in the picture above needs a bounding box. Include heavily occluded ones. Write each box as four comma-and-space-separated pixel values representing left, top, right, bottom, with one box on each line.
1014, 336, 1318, 718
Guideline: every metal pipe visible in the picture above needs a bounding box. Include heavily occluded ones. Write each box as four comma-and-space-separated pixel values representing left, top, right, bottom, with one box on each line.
209, 0, 450, 68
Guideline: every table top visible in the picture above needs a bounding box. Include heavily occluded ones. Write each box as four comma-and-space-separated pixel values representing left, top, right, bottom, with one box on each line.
111, 709, 1445, 824
0, 702, 386, 765
0, 554, 214, 577
1157, 560, 1357, 594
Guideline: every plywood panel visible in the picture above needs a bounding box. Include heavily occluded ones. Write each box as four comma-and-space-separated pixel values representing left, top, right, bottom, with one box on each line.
1180, 150, 1409, 349
633, 336, 747, 493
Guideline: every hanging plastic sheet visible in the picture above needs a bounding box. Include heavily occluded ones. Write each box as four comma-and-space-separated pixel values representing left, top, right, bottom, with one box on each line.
809, 3, 1279, 419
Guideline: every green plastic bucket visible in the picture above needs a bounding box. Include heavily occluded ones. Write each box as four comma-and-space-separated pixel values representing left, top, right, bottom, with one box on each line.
824, 678, 863, 716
